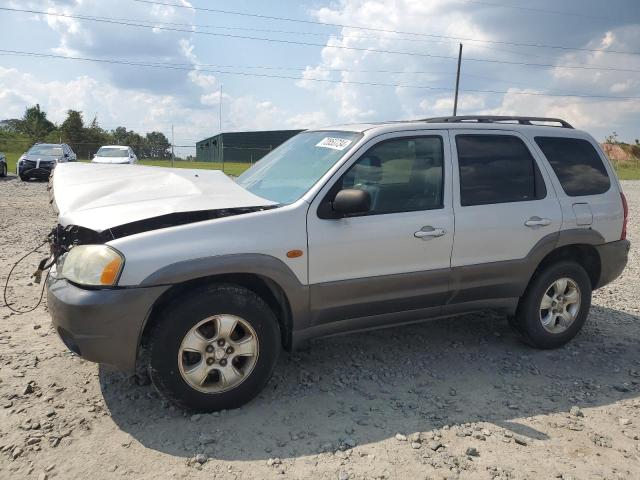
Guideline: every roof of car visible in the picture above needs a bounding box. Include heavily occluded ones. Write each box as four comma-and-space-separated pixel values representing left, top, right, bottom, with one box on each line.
310, 116, 589, 138
100, 145, 130, 149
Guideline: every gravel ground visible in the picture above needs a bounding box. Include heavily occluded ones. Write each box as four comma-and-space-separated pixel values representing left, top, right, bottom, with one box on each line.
0, 175, 638, 480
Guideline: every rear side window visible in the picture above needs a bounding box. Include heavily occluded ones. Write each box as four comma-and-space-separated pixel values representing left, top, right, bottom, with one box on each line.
535, 137, 610, 196
456, 135, 547, 206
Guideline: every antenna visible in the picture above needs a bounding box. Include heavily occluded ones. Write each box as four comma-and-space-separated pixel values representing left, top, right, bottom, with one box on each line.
453, 43, 463, 116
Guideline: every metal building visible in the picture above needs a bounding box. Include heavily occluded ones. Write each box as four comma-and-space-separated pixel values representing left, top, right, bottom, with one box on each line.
196, 129, 303, 163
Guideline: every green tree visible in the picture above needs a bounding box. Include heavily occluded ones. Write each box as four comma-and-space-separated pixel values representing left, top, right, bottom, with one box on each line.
85, 116, 111, 157
605, 132, 619, 144
0, 119, 23, 133
19, 104, 55, 141
111, 126, 129, 145
60, 110, 85, 157
145, 131, 171, 159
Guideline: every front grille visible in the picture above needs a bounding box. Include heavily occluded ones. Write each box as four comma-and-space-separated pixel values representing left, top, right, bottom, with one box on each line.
22, 160, 37, 169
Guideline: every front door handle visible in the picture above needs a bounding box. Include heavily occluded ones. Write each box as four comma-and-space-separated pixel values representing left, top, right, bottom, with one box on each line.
524, 216, 552, 228
414, 226, 446, 239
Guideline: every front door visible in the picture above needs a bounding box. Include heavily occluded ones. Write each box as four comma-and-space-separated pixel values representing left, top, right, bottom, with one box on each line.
307, 131, 454, 326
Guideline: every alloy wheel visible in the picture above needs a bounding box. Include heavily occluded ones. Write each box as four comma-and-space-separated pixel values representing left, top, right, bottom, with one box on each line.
177, 314, 259, 393
539, 277, 581, 334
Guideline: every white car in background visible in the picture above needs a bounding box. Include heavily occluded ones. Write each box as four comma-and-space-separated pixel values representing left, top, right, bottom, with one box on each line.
92, 146, 137, 164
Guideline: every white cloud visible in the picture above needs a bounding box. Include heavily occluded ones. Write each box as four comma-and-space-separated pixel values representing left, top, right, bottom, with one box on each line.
301, 1, 640, 140
481, 88, 640, 131
2, 0, 639, 147
0, 65, 318, 154
284, 111, 331, 129
303, 0, 495, 122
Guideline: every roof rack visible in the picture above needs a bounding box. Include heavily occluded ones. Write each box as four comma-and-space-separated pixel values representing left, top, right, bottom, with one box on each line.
422, 116, 574, 129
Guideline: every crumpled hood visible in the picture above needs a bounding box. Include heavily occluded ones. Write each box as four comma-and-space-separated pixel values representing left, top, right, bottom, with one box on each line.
50, 163, 275, 231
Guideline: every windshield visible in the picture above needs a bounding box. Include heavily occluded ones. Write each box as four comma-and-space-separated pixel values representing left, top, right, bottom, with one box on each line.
28, 145, 63, 156
97, 147, 129, 157
237, 131, 362, 203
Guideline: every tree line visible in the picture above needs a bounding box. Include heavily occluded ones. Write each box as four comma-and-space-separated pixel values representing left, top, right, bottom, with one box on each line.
0, 105, 172, 160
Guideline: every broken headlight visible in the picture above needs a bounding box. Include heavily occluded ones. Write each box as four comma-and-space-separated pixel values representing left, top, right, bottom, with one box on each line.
61, 245, 124, 287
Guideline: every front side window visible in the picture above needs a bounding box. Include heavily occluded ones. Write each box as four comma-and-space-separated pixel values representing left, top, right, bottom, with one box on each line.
237, 131, 362, 204
337, 136, 444, 215
535, 137, 610, 196
456, 134, 546, 206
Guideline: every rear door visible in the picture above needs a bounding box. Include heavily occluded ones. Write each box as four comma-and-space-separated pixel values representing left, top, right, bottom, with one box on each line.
448, 130, 562, 304
307, 130, 454, 326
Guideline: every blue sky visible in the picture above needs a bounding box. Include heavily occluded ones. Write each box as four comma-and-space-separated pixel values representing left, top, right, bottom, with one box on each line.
1, 0, 639, 156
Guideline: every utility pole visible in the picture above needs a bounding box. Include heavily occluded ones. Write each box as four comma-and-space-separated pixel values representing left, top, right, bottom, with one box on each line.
219, 84, 224, 173
171, 123, 175, 168
453, 43, 463, 116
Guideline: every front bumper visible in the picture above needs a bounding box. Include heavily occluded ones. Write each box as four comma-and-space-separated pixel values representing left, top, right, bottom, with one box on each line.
19, 162, 55, 178
47, 276, 168, 370
595, 239, 631, 289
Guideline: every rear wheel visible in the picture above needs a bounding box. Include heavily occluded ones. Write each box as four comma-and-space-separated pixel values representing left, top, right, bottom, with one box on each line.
147, 283, 281, 412
514, 261, 591, 349
0, 164, 6, 177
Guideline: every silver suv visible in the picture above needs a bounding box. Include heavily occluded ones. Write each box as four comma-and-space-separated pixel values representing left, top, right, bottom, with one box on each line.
46, 116, 630, 412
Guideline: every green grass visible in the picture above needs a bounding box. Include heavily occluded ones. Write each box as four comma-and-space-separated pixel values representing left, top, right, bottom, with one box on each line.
1, 150, 251, 177
138, 160, 250, 176
4, 150, 21, 174
612, 164, 640, 181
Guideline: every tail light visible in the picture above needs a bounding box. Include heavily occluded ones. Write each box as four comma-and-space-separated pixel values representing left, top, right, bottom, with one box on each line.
621, 192, 628, 240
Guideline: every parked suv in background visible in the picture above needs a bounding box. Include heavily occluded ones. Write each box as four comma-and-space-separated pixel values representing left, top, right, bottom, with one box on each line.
46, 116, 630, 412
18, 143, 76, 181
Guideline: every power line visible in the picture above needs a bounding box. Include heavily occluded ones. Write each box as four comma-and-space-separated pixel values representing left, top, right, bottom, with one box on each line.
131, 0, 640, 56
0, 8, 611, 67
15, 10, 568, 64
2, 49, 639, 101
4, 7, 639, 74
115, 59, 611, 96
458, 0, 625, 21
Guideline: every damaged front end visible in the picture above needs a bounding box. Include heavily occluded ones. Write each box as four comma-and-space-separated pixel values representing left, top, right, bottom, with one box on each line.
48, 206, 275, 259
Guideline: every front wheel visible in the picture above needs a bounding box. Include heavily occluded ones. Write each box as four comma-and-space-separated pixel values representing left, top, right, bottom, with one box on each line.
514, 261, 592, 349
147, 283, 281, 412
0, 164, 6, 177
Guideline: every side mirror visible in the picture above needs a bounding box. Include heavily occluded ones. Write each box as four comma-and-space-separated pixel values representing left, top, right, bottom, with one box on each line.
332, 188, 371, 217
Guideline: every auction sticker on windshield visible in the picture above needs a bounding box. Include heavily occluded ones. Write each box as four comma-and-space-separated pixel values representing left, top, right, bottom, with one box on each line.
316, 137, 352, 151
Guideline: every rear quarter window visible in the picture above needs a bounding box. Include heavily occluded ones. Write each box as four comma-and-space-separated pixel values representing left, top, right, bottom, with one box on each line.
535, 137, 611, 196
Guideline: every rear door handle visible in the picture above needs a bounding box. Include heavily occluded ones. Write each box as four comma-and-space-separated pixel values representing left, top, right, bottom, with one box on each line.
414, 226, 446, 239
524, 216, 552, 228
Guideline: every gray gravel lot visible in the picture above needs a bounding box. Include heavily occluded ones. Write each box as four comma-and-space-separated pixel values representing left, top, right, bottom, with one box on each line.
0, 175, 638, 480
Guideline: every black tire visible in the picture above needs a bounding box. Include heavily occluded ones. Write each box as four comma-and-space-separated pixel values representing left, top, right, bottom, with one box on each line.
19, 173, 27, 181
0, 164, 6, 177
147, 283, 281, 412
514, 261, 592, 349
